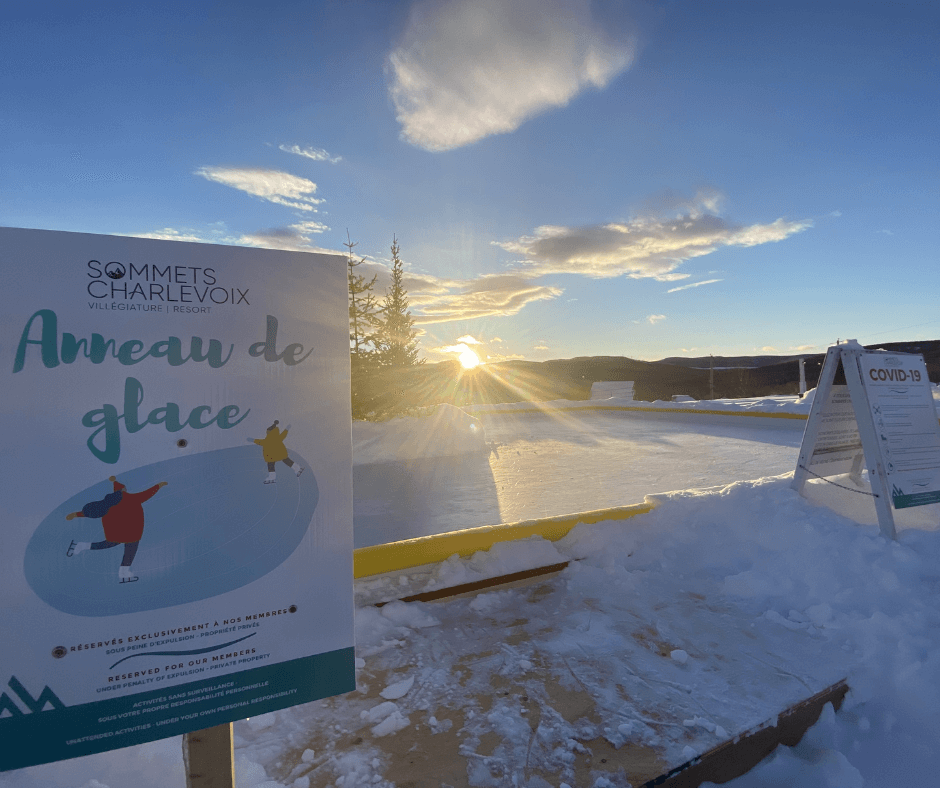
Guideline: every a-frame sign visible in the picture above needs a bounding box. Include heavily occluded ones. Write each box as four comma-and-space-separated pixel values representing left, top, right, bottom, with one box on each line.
793, 340, 940, 540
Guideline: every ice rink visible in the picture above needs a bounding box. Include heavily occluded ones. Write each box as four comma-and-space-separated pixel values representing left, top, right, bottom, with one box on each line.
354, 409, 805, 547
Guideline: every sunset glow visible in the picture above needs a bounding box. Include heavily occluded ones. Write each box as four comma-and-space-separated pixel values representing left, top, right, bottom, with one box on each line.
459, 349, 481, 369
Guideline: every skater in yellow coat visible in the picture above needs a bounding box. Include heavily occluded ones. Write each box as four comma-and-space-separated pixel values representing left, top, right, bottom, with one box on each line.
251, 420, 304, 484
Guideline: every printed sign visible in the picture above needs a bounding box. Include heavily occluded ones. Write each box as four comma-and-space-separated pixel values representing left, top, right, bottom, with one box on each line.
859, 353, 940, 508
805, 384, 863, 475
0, 227, 355, 771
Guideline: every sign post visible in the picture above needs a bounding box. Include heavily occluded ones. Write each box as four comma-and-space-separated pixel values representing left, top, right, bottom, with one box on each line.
793, 340, 940, 540
0, 227, 356, 773
183, 724, 235, 788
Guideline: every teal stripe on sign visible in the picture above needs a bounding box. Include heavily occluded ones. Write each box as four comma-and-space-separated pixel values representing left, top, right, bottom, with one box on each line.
893, 490, 940, 509
0, 648, 355, 772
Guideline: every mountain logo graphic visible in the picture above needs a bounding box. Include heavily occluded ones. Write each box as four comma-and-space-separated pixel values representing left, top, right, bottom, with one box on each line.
104, 261, 126, 280
0, 676, 65, 717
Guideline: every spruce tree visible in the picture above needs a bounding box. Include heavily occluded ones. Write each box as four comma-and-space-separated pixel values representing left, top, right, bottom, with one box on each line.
377, 235, 423, 368
345, 231, 380, 374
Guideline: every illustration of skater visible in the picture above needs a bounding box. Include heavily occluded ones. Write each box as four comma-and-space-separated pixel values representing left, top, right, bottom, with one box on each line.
250, 419, 304, 484
65, 476, 168, 583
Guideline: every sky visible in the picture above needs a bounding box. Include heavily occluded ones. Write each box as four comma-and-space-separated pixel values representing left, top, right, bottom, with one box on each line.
2, 1, 938, 364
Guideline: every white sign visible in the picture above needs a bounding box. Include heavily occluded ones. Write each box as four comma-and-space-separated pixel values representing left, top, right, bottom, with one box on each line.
793, 340, 940, 539
805, 384, 863, 476
0, 227, 354, 771
859, 353, 940, 508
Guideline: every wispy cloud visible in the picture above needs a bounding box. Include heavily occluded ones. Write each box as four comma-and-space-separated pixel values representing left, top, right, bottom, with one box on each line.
238, 220, 336, 252
133, 221, 341, 255
790, 344, 817, 352
438, 342, 476, 355
407, 272, 563, 324
389, 0, 635, 151
495, 192, 811, 280
457, 335, 483, 344
279, 144, 342, 164
646, 314, 666, 324
130, 227, 241, 244
195, 166, 324, 211
667, 278, 724, 293
533, 344, 549, 350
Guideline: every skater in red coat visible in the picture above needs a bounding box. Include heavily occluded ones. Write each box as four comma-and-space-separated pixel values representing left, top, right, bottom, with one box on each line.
66, 476, 168, 583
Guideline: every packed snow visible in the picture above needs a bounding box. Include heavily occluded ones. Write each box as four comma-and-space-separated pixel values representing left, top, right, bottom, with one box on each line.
5, 397, 940, 788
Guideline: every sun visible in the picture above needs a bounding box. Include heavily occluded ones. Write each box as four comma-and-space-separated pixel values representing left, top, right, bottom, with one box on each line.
458, 348, 480, 369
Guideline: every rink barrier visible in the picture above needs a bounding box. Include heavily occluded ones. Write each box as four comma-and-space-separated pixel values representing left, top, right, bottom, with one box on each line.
468, 404, 810, 419
353, 501, 655, 579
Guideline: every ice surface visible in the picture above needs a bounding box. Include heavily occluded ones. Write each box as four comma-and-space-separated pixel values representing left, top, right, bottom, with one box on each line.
354, 406, 807, 547
352, 403, 486, 465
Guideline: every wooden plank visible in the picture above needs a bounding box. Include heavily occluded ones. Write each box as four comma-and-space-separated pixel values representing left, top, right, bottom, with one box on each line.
183, 723, 235, 788
642, 679, 850, 787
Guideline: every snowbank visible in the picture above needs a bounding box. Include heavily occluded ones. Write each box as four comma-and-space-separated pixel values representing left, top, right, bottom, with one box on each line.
353, 403, 487, 465
259, 476, 940, 786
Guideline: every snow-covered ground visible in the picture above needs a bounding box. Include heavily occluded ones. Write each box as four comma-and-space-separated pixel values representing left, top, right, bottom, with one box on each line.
6, 397, 940, 788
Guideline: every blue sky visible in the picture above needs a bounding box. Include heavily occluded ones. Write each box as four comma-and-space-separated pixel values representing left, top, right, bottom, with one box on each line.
2, 1, 938, 363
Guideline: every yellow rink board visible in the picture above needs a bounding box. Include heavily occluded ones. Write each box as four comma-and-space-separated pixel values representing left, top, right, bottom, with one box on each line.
353, 501, 655, 579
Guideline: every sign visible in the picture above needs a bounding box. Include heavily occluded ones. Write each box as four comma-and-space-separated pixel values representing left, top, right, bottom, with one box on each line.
793, 340, 940, 539
0, 227, 355, 771
858, 353, 940, 508
804, 385, 863, 477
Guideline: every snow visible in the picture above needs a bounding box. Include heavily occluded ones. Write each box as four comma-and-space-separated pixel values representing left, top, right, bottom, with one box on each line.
6, 400, 940, 787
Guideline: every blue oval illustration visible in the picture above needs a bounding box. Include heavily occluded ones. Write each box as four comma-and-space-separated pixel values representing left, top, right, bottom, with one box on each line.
24, 445, 318, 617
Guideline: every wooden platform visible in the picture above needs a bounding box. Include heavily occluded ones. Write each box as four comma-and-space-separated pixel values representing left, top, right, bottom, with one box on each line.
269, 566, 849, 787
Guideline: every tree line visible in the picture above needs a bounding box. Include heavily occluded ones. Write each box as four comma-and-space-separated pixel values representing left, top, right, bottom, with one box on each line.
346, 232, 423, 419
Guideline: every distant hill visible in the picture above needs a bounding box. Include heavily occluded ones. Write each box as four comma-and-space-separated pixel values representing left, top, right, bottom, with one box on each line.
351, 341, 940, 418
655, 354, 805, 369
658, 341, 940, 372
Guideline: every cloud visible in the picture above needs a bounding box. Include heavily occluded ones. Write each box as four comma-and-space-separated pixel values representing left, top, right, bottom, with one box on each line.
438, 342, 475, 355
130, 227, 241, 244
790, 344, 817, 352
195, 167, 324, 211
456, 335, 483, 344
533, 344, 549, 350
238, 220, 337, 252
646, 314, 666, 324
389, 0, 635, 151
133, 221, 343, 256
407, 271, 563, 324
667, 278, 724, 293
494, 193, 811, 280
760, 346, 778, 353
279, 144, 342, 164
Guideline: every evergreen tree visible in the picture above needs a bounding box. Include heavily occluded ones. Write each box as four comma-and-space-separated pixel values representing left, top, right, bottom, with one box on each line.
377, 235, 423, 368
345, 231, 380, 373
